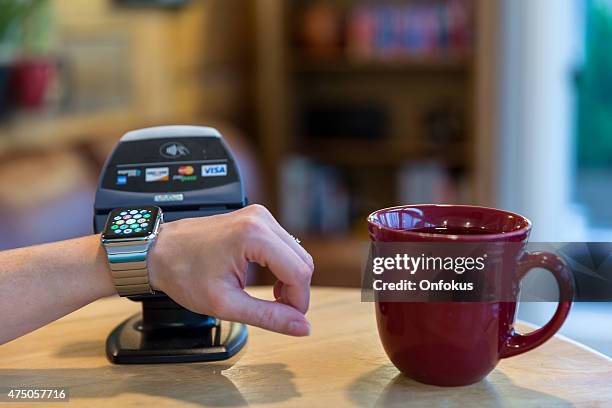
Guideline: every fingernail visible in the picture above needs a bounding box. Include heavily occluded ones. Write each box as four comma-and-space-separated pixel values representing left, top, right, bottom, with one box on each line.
307, 254, 315, 270
288, 319, 311, 336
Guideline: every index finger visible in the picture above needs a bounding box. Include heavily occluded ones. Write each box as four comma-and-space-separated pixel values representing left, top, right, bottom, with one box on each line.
243, 222, 313, 313
250, 205, 314, 270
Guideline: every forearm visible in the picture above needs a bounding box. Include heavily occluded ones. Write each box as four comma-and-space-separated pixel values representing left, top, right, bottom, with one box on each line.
0, 205, 313, 343
0, 234, 116, 344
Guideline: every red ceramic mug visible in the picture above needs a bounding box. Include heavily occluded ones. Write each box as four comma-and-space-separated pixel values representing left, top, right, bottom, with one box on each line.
367, 204, 574, 386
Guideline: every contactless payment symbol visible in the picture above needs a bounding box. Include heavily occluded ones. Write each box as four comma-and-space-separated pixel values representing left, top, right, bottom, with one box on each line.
160, 142, 190, 159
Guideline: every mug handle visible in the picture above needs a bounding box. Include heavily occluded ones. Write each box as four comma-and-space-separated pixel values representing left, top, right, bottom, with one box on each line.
500, 251, 574, 359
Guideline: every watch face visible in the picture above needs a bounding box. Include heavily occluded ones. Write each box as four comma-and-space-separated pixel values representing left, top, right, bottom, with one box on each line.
102, 206, 160, 240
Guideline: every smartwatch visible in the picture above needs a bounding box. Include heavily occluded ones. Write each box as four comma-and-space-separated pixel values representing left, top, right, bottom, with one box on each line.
100, 206, 163, 296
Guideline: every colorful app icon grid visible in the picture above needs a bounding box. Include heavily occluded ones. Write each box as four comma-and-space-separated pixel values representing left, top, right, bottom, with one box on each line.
110, 208, 153, 235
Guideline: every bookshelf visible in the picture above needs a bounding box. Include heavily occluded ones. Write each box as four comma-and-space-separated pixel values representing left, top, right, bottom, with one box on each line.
253, 0, 486, 287
292, 55, 471, 74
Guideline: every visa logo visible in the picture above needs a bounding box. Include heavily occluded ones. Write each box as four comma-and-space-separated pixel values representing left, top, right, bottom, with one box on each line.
202, 164, 227, 177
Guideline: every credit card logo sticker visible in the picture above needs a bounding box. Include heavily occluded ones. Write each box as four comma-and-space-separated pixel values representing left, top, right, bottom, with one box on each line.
178, 165, 194, 175
202, 164, 227, 177
117, 168, 141, 177
116, 175, 127, 185
173, 175, 197, 182
145, 167, 169, 182
173, 165, 197, 181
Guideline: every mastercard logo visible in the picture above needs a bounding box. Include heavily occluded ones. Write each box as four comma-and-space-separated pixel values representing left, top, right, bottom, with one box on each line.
178, 165, 194, 176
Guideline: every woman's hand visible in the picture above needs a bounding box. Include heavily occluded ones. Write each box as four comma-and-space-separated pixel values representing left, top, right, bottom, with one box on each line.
149, 204, 314, 336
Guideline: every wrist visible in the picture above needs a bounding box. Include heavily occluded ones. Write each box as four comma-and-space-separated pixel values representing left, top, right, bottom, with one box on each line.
148, 221, 175, 293
95, 237, 118, 298
148, 241, 164, 292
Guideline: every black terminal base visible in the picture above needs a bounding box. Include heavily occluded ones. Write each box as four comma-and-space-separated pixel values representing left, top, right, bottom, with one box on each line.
106, 296, 247, 364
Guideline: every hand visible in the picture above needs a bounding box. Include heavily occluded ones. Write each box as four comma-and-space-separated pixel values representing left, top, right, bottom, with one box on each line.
149, 204, 314, 336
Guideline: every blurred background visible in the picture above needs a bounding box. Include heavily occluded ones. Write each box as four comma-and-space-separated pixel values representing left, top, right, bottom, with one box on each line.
0, 0, 610, 354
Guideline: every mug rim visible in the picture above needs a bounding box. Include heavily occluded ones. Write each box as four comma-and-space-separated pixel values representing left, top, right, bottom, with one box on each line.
367, 204, 532, 241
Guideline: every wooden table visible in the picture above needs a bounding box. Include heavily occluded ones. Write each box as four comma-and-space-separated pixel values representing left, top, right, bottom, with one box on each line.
1, 287, 611, 407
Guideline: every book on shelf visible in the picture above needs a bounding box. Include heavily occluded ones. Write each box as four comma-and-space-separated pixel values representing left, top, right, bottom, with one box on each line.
397, 160, 465, 204
280, 156, 350, 235
296, 0, 473, 64
344, 0, 473, 62
280, 157, 472, 236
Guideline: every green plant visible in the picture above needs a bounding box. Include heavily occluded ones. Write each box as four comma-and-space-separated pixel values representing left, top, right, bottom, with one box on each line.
0, 0, 30, 60
0, 1, 25, 41
577, 0, 612, 167
20, 0, 54, 56
0, 0, 54, 60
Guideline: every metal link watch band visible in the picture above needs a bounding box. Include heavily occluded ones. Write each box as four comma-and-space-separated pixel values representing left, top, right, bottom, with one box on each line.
101, 207, 162, 297
105, 242, 154, 296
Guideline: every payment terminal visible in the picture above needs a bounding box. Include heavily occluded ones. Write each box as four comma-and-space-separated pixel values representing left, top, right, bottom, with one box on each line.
94, 125, 248, 364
